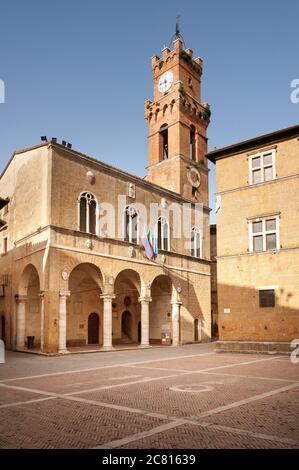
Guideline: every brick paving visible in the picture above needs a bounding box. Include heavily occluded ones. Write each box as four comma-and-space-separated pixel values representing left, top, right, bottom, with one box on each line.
0, 344, 298, 449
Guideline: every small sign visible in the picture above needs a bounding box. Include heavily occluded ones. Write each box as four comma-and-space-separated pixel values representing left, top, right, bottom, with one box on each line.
224, 308, 231, 314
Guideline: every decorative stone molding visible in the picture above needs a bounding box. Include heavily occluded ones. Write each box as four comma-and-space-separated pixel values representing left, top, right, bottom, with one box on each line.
86, 239, 92, 250
127, 182, 136, 199
100, 293, 116, 301
59, 289, 71, 298
15, 294, 27, 302
128, 246, 135, 258
138, 297, 152, 304
86, 170, 95, 184
61, 270, 69, 281
176, 285, 182, 294
187, 167, 201, 188
171, 299, 182, 306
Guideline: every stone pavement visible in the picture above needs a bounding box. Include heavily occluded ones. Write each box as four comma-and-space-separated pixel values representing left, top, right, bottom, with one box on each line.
0, 344, 298, 449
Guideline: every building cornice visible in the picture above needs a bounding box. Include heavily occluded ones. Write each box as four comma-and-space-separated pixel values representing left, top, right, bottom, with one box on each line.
52, 143, 211, 210
216, 172, 299, 196
0, 141, 210, 212
207, 124, 299, 163
13, 224, 211, 268
216, 246, 299, 260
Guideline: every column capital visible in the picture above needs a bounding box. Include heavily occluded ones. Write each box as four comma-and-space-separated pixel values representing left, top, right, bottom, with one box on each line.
15, 294, 27, 303
138, 297, 152, 304
171, 300, 182, 306
59, 289, 71, 298
39, 291, 45, 298
100, 293, 116, 301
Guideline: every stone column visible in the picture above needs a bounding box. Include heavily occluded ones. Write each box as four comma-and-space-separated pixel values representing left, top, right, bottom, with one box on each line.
39, 292, 45, 352
95, 203, 100, 236
171, 300, 182, 347
16, 295, 27, 348
58, 290, 70, 353
139, 297, 151, 347
101, 294, 115, 350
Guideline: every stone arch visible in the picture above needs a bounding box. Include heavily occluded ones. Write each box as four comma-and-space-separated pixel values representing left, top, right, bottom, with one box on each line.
149, 274, 172, 344
67, 263, 103, 347
68, 262, 103, 291
113, 269, 142, 344
18, 263, 41, 296
16, 264, 41, 349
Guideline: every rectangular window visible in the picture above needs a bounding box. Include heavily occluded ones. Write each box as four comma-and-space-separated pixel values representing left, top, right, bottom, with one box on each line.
249, 216, 279, 253
3, 237, 7, 254
259, 289, 275, 308
249, 149, 275, 185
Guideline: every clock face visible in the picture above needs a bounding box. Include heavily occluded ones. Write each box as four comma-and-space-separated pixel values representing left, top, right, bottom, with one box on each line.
158, 71, 174, 93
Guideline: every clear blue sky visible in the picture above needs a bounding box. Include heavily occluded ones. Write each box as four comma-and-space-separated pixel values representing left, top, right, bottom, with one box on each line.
0, 0, 298, 222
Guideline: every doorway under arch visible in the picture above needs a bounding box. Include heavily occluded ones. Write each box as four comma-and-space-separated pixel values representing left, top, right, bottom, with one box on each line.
88, 312, 100, 344
68, 263, 103, 347
121, 310, 132, 341
150, 275, 172, 344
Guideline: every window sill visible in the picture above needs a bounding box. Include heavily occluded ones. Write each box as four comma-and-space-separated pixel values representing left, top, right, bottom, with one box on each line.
250, 249, 279, 254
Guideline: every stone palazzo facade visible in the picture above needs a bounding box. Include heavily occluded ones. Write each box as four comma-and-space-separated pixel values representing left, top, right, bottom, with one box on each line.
208, 125, 299, 352
0, 37, 212, 354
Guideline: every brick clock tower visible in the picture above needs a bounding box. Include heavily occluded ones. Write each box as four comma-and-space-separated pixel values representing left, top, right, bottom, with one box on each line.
145, 36, 210, 205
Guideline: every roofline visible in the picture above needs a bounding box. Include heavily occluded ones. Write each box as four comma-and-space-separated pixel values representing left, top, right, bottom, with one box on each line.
206, 124, 299, 163
51, 143, 211, 210
0, 142, 49, 180
1, 140, 211, 211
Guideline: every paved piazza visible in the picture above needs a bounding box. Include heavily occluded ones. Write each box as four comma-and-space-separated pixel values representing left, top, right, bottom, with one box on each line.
0, 344, 298, 449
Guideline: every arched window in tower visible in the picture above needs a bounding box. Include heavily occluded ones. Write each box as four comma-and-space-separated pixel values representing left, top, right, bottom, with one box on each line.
156, 216, 170, 251
79, 192, 96, 234
123, 206, 139, 244
159, 124, 169, 161
191, 227, 202, 258
190, 125, 196, 161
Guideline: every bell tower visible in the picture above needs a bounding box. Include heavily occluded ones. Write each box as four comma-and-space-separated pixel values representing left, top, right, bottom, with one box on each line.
145, 33, 210, 204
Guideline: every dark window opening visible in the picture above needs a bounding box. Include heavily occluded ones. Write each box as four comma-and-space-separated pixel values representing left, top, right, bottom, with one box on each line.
131, 212, 138, 244
89, 199, 96, 235
190, 126, 196, 161
157, 219, 162, 250
160, 125, 168, 160
157, 217, 169, 251
124, 209, 130, 242
79, 193, 96, 234
79, 197, 87, 232
259, 289, 275, 308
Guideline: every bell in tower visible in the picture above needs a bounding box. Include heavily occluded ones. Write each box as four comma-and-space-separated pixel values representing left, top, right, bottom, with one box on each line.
144, 31, 210, 205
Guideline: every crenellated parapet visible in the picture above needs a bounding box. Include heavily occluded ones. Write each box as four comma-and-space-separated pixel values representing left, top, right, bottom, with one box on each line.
151, 38, 203, 79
